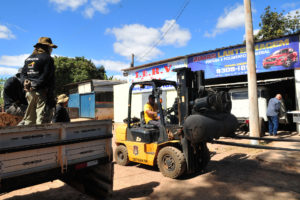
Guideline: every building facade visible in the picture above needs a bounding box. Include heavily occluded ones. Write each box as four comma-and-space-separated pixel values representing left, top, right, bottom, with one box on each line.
114, 34, 300, 131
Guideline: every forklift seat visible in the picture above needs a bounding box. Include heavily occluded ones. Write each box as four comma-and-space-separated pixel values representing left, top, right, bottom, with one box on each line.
140, 111, 157, 129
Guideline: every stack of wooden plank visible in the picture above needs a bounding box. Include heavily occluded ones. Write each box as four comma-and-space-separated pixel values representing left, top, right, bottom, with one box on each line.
0, 113, 23, 127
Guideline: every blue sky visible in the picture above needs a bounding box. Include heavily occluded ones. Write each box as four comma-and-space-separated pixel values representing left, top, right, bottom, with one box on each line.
0, 0, 299, 80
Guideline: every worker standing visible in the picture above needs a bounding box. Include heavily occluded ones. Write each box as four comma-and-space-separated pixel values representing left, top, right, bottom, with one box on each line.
267, 94, 282, 136
21, 37, 57, 125
3, 68, 27, 116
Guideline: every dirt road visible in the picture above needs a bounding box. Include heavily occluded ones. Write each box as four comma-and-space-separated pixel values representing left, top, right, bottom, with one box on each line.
1, 132, 300, 200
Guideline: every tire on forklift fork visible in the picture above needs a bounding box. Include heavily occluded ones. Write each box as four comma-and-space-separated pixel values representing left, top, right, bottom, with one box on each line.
115, 145, 130, 166
157, 146, 186, 179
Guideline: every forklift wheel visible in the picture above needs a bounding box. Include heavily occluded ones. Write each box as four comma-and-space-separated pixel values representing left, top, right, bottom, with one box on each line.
157, 146, 186, 179
115, 145, 130, 166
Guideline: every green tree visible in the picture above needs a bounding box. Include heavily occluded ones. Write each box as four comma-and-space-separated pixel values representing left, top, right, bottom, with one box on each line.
255, 6, 300, 41
54, 56, 108, 94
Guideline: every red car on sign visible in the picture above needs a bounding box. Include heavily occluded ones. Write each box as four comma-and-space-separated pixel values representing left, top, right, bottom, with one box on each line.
263, 48, 298, 69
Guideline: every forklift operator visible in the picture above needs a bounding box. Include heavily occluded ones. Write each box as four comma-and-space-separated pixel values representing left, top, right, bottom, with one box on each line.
144, 94, 160, 127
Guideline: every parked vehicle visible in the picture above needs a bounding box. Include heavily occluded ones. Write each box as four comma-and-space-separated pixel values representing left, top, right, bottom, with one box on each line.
0, 120, 113, 199
263, 48, 298, 69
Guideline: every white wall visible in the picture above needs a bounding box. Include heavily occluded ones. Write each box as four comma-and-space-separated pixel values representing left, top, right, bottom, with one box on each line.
113, 82, 178, 123
113, 83, 130, 123
131, 93, 143, 119
294, 69, 300, 133
166, 89, 177, 108
78, 82, 91, 94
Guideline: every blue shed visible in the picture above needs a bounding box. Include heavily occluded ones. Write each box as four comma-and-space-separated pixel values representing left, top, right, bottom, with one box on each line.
66, 80, 125, 119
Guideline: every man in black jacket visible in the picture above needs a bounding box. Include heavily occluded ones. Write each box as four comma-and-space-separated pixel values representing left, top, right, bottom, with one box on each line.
3, 68, 27, 116
53, 94, 70, 123
21, 37, 57, 125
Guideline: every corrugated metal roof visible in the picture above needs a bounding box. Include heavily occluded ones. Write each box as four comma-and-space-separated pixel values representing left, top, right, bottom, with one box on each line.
92, 79, 125, 86
122, 56, 185, 71
65, 79, 126, 87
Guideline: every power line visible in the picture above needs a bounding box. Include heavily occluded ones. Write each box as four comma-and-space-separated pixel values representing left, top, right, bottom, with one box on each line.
136, 0, 191, 62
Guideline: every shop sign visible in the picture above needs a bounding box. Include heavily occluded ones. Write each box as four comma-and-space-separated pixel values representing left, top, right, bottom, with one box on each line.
128, 59, 187, 92
188, 35, 300, 79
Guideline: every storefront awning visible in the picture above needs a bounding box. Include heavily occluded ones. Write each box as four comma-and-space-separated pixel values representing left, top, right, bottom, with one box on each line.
206, 77, 294, 89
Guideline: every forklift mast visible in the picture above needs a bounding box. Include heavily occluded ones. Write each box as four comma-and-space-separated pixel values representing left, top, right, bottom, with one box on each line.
174, 68, 205, 125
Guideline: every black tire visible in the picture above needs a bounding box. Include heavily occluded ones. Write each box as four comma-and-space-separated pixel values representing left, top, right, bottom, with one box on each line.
259, 117, 265, 137
284, 58, 292, 67
115, 145, 129, 166
157, 146, 186, 179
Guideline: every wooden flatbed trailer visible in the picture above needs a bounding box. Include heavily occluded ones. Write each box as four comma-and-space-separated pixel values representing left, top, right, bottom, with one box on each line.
0, 120, 113, 198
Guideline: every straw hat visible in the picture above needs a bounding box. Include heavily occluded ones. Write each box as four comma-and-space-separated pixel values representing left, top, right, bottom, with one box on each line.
34, 37, 58, 48
57, 94, 69, 104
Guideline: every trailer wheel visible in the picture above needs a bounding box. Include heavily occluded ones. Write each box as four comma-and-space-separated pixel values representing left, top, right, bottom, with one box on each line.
259, 117, 266, 137
115, 145, 129, 166
157, 146, 186, 179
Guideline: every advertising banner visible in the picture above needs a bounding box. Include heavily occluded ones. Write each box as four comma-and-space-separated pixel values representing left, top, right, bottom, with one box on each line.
188, 35, 300, 79
127, 59, 187, 92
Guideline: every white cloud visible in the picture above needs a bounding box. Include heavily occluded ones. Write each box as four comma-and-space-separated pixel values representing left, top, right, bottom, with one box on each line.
49, 0, 120, 17
160, 20, 191, 47
92, 59, 129, 71
50, 0, 88, 11
243, 29, 260, 40
83, 6, 95, 18
111, 74, 127, 81
282, 3, 300, 9
0, 67, 19, 76
205, 4, 245, 38
286, 8, 300, 18
106, 20, 191, 62
0, 25, 16, 40
84, 0, 120, 18
0, 54, 29, 67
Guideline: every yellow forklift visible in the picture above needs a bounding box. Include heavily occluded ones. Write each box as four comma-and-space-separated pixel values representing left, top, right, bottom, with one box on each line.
115, 68, 238, 178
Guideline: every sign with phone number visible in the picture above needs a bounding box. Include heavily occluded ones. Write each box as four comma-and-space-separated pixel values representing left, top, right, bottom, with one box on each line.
188, 35, 300, 79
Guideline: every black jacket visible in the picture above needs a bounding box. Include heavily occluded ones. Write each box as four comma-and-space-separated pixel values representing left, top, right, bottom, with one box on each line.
21, 52, 56, 108
3, 76, 27, 111
21, 52, 55, 90
53, 104, 70, 123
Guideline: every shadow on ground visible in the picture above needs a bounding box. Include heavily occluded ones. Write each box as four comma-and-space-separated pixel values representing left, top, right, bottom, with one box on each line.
149, 153, 300, 200
2, 184, 91, 200
3, 181, 160, 200
112, 182, 159, 200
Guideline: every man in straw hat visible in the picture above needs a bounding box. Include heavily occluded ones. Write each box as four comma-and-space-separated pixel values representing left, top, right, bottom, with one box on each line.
52, 94, 70, 123
20, 37, 57, 125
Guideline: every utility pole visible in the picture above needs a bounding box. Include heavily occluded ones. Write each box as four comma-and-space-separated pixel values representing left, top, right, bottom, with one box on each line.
244, 0, 260, 144
130, 54, 134, 68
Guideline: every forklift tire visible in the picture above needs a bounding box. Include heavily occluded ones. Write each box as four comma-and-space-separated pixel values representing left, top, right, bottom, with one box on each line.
115, 145, 129, 166
157, 146, 186, 179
